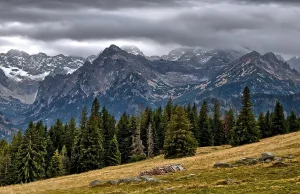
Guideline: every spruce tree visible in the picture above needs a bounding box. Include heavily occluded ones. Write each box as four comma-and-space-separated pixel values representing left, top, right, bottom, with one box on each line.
17, 122, 45, 183
232, 87, 260, 146
102, 106, 116, 165
0, 139, 9, 185
198, 101, 213, 146
222, 108, 235, 144
287, 110, 298, 132
7, 131, 23, 185
153, 106, 165, 151
106, 135, 121, 166
130, 116, 146, 162
271, 100, 286, 135
71, 107, 87, 174
212, 101, 224, 146
65, 117, 76, 158
164, 106, 197, 159
257, 113, 266, 138
140, 107, 153, 154
264, 111, 272, 138
61, 146, 70, 175
117, 113, 132, 163
189, 103, 199, 145
48, 150, 64, 178
147, 123, 154, 158
49, 119, 64, 152
78, 105, 104, 172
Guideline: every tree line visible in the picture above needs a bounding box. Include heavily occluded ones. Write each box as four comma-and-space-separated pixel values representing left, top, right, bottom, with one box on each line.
0, 86, 299, 186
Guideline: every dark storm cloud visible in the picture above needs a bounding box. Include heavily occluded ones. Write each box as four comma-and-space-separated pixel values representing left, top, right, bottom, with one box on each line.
0, 0, 299, 57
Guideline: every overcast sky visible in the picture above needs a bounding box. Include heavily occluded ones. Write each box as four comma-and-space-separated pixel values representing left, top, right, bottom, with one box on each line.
0, 0, 299, 58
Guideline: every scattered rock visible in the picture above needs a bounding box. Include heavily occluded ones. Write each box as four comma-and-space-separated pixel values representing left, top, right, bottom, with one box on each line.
119, 177, 142, 183
264, 159, 272, 163
232, 160, 248, 167
274, 157, 283, 162
89, 180, 106, 188
213, 162, 231, 168
247, 158, 258, 165
139, 164, 186, 176
106, 180, 120, 185
272, 161, 288, 167
260, 152, 275, 161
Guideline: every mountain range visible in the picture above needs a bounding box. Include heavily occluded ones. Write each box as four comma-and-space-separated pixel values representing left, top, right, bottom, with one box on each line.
0, 45, 300, 139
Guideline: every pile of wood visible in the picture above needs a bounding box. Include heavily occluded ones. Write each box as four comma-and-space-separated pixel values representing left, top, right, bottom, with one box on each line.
139, 164, 186, 176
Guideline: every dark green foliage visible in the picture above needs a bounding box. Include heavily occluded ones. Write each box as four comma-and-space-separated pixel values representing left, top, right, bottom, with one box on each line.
232, 87, 260, 146
271, 100, 286, 135
258, 113, 267, 138
222, 108, 235, 145
189, 103, 199, 145
106, 135, 121, 166
117, 113, 132, 163
287, 110, 298, 132
164, 106, 197, 159
199, 101, 213, 146
130, 116, 146, 161
0, 139, 9, 185
48, 150, 64, 178
140, 107, 153, 154
153, 106, 165, 151
61, 146, 70, 175
65, 117, 76, 158
70, 107, 86, 174
212, 101, 224, 146
49, 119, 65, 152
78, 104, 104, 172
17, 121, 45, 183
102, 106, 116, 165
6, 131, 22, 185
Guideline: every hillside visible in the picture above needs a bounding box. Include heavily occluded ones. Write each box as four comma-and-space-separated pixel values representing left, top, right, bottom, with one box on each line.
1, 132, 300, 194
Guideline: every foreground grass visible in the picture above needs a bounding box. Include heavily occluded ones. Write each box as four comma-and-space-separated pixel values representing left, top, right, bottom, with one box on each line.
2, 132, 300, 194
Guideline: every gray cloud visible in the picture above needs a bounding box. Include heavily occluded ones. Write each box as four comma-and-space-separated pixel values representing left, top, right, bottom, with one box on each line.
0, 0, 299, 58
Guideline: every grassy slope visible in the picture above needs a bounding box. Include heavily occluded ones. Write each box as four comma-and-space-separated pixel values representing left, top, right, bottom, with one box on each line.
1, 132, 300, 194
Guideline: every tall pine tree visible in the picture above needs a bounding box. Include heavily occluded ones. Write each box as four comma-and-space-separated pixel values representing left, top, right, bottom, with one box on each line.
232, 87, 260, 146
271, 100, 286, 135
106, 135, 121, 166
212, 101, 224, 146
198, 101, 213, 146
164, 106, 197, 159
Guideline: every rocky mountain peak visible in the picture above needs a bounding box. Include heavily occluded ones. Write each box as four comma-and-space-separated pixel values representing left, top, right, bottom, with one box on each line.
121, 45, 144, 56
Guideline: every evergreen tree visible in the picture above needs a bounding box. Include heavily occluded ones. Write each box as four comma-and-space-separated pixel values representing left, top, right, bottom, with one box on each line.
264, 111, 272, 138
48, 150, 64, 178
70, 107, 87, 174
189, 103, 199, 145
271, 100, 286, 135
140, 107, 153, 154
287, 110, 298, 132
257, 113, 266, 138
198, 101, 213, 146
212, 101, 224, 146
147, 123, 154, 157
152, 107, 163, 154
117, 113, 132, 163
17, 122, 45, 183
65, 117, 76, 158
130, 116, 146, 162
222, 108, 235, 144
106, 135, 121, 166
7, 131, 23, 185
61, 146, 70, 175
78, 105, 104, 172
164, 97, 173, 122
49, 119, 65, 152
102, 106, 116, 164
164, 106, 197, 159
0, 139, 9, 185
232, 87, 260, 146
